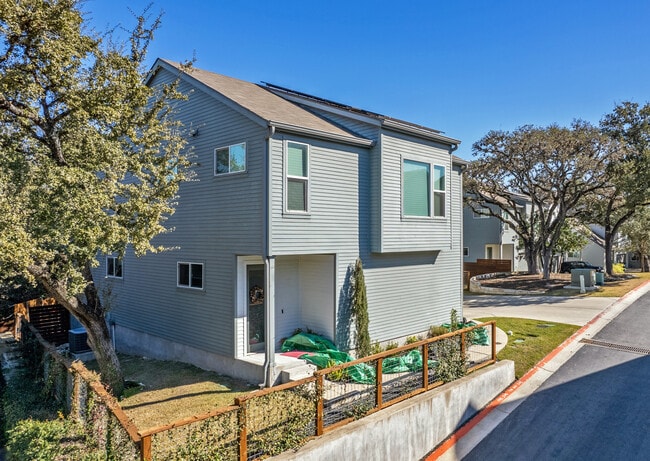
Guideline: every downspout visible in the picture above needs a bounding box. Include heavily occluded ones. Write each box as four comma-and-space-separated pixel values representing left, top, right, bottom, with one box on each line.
263, 125, 276, 387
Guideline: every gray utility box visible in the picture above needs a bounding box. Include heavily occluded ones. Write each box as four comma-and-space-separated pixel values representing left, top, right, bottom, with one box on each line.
571, 268, 596, 287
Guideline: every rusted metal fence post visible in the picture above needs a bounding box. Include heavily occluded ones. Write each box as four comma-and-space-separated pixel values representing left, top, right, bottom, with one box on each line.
140, 435, 152, 461
316, 374, 324, 436
237, 398, 247, 461
376, 358, 383, 409
422, 344, 429, 391
491, 321, 497, 361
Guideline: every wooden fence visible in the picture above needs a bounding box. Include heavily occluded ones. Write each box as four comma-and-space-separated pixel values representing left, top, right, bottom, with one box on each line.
463, 259, 512, 289
16, 312, 496, 461
14, 297, 70, 345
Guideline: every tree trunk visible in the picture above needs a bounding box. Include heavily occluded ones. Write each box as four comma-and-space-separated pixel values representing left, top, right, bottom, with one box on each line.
604, 233, 614, 276
541, 247, 553, 280
28, 263, 125, 396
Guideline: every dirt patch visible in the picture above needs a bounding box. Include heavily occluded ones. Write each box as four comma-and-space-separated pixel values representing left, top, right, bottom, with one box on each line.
476, 273, 572, 292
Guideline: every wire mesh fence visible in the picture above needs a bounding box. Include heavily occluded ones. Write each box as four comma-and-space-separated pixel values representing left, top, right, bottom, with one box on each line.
16, 316, 495, 461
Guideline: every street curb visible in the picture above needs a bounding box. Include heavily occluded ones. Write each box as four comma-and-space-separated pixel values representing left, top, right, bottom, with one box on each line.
426, 279, 650, 460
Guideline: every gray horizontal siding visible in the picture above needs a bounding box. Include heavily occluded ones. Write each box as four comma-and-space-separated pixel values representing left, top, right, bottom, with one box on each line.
94, 67, 268, 356
362, 251, 462, 343
270, 135, 365, 256
375, 130, 454, 253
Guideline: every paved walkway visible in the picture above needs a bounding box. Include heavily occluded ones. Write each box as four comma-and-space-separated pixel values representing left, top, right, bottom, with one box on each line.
463, 294, 618, 326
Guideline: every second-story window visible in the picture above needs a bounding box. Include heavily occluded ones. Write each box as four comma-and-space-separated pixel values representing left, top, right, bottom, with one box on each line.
403, 160, 446, 218
286, 142, 309, 212
433, 165, 446, 217
403, 159, 430, 217
215, 142, 246, 175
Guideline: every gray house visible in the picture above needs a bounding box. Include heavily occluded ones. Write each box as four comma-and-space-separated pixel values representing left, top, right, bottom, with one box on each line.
94, 59, 465, 386
463, 194, 530, 273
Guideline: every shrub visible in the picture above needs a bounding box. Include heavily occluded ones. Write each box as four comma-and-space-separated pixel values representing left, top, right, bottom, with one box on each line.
612, 263, 625, 274
404, 335, 422, 345
428, 325, 449, 338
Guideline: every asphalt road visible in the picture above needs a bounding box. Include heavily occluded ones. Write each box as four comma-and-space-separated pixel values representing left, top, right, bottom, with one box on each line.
462, 290, 650, 461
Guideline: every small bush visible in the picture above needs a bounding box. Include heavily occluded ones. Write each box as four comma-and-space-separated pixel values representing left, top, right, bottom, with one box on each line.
612, 263, 625, 274
384, 341, 398, 351
428, 325, 449, 338
404, 335, 422, 345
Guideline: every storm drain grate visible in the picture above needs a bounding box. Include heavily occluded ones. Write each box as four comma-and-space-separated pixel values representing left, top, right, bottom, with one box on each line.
579, 338, 650, 356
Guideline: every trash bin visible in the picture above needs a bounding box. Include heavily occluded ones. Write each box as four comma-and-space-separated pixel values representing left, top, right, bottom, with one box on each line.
595, 271, 605, 286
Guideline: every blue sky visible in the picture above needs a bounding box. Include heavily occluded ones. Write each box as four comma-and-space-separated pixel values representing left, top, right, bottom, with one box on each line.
85, 0, 650, 160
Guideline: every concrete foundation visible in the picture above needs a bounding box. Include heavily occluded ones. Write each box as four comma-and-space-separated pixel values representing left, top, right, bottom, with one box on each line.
271, 360, 515, 461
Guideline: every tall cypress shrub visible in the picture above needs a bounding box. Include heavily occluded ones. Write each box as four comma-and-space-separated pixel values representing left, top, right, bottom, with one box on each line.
351, 259, 371, 357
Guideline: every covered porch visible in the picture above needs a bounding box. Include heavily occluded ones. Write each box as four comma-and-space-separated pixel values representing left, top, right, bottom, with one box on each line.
235, 254, 337, 385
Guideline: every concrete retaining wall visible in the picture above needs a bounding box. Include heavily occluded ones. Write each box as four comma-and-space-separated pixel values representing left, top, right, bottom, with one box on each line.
469, 272, 535, 295
272, 360, 515, 461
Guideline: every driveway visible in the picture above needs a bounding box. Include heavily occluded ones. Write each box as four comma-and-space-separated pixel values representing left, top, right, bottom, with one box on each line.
463, 294, 618, 326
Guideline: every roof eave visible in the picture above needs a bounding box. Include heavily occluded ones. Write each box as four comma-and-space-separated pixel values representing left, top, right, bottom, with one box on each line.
382, 118, 461, 146
270, 121, 375, 148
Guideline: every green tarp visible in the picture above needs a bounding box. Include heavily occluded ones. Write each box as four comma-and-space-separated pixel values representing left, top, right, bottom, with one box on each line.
281, 332, 438, 385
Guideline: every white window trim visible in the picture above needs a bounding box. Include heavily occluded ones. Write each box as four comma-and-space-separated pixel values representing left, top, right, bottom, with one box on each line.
214, 142, 246, 176
105, 256, 123, 279
177, 261, 204, 290
284, 141, 310, 214
473, 208, 490, 219
401, 156, 447, 219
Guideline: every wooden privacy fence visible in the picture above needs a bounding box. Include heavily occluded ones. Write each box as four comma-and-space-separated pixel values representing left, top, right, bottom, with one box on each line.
464, 259, 512, 288
18, 314, 496, 461
14, 297, 70, 345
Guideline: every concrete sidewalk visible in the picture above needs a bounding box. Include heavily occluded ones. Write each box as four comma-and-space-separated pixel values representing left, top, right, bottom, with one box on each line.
463, 294, 618, 326
431, 282, 650, 460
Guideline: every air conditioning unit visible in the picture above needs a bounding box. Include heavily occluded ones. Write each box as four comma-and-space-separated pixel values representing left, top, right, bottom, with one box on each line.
69, 328, 91, 353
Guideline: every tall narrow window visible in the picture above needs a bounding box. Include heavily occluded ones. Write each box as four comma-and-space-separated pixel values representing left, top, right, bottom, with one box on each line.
177, 262, 204, 289
214, 143, 246, 175
286, 142, 309, 212
433, 165, 446, 217
106, 256, 123, 278
403, 159, 430, 217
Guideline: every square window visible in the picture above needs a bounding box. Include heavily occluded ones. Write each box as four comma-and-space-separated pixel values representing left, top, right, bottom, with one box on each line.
286, 142, 309, 212
106, 256, 123, 278
214, 143, 246, 175
178, 262, 204, 289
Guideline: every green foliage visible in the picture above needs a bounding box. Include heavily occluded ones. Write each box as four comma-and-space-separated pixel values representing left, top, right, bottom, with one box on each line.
326, 359, 350, 382
612, 263, 625, 274
404, 335, 422, 345
428, 325, 449, 338
430, 309, 468, 383
6, 418, 104, 461
384, 341, 398, 351
351, 259, 371, 358
0, 0, 193, 395
621, 206, 650, 272
554, 219, 591, 255
466, 121, 615, 278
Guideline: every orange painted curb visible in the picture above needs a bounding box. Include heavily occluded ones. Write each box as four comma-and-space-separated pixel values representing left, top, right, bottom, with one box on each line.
425, 279, 650, 460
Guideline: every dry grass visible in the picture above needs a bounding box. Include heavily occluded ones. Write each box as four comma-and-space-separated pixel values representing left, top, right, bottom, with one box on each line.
87, 354, 256, 430
588, 272, 650, 297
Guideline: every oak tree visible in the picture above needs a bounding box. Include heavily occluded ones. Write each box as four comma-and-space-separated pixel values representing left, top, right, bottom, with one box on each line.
465, 121, 614, 279
0, 0, 190, 395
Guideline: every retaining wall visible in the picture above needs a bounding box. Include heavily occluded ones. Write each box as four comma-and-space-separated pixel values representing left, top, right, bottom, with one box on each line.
271, 360, 515, 461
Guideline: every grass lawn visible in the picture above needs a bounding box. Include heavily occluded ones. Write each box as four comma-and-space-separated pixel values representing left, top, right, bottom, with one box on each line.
476, 317, 580, 379
87, 354, 256, 430
588, 272, 650, 297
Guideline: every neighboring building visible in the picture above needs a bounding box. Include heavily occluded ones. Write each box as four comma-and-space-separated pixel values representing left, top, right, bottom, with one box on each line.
463, 194, 530, 273
564, 224, 629, 269
93, 59, 465, 386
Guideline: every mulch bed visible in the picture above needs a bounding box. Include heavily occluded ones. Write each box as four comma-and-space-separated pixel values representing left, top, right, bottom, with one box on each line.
476, 273, 571, 292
